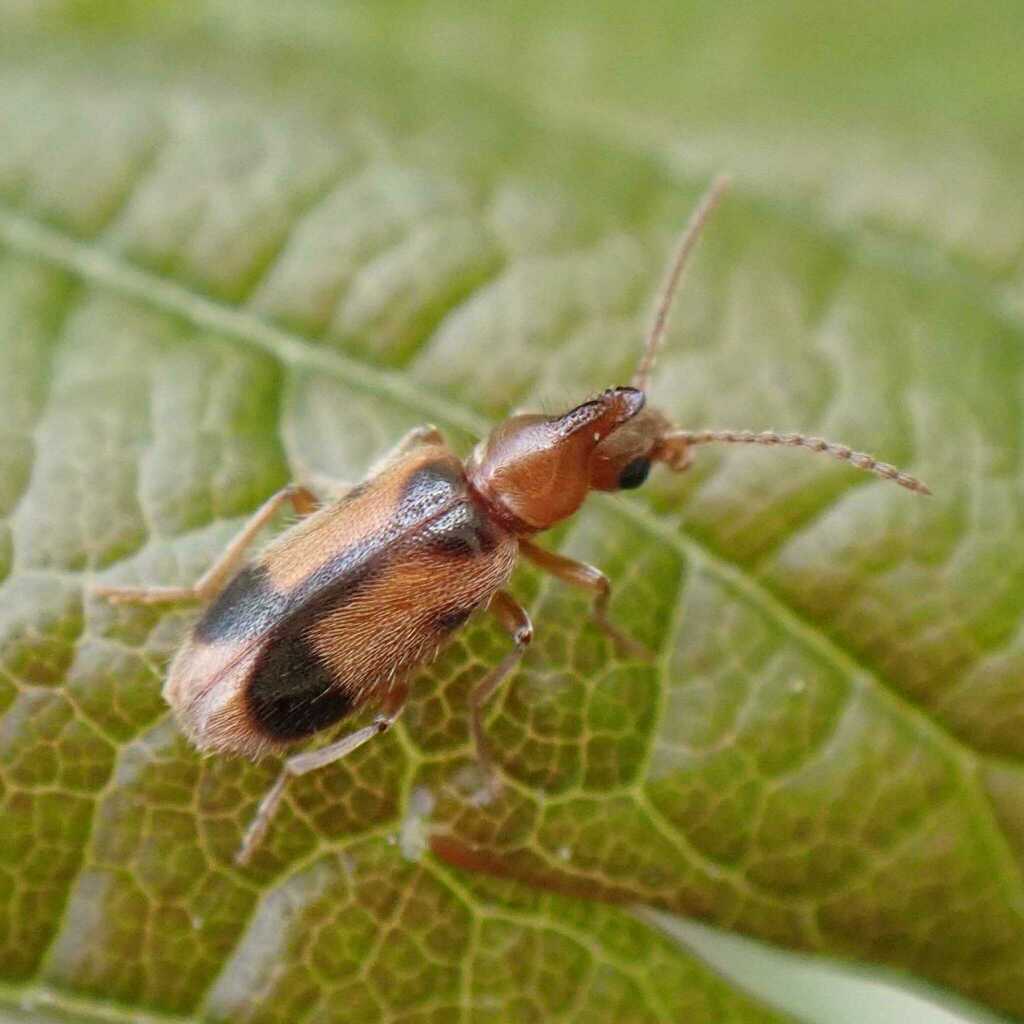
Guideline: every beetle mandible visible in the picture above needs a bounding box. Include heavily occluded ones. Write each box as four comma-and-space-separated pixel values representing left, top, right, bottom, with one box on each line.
93, 176, 930, 864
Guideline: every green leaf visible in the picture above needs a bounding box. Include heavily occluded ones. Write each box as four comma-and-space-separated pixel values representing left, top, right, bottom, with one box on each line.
1, 2, 1022, 1022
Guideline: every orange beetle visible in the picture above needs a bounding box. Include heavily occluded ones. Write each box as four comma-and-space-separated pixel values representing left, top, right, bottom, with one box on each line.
93, 177, 929, 864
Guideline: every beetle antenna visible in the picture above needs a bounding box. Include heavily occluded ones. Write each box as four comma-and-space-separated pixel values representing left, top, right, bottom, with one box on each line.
666, 429, 932, 495
633, 174, 731, 393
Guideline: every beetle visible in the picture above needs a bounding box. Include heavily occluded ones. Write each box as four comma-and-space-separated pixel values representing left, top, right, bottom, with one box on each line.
92, 176, 930, 864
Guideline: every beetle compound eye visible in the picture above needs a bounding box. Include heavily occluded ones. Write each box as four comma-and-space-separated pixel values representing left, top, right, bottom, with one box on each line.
617, 457, 651, 490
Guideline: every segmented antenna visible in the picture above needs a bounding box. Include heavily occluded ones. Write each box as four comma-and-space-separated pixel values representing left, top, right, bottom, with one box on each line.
633, 174, 732, 392
667, 429, 931, 495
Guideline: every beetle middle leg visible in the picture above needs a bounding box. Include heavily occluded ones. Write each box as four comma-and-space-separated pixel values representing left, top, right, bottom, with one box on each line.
92, 483, 318, 605
236, 680, 411, 866
519, 538, 649, 659
470, 590, 533, 792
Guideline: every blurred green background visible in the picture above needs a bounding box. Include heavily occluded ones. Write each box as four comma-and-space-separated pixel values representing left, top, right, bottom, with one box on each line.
1, 2, 1022, 1022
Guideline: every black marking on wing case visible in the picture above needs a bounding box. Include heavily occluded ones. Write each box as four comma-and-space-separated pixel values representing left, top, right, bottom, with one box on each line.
399, 459, 464, 519
247, 633, 358, 741
195, 565, 287, 644
245, 558, 379, 741
421, 494, 501, 558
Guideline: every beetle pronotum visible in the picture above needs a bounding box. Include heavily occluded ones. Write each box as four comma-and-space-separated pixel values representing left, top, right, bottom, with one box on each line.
93, 177, 929, 864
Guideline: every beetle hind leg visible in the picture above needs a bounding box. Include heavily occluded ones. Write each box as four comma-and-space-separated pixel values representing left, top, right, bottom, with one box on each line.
235, 681, 410, 866
92, 484, 318, 606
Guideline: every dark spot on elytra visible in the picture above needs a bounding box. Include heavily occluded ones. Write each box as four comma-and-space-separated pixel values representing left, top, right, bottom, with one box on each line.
247, 633, 358, 741
245, 555, 383, 741
398, 459, 465, 524
194, 565, 288, 644
422, 498, 500, 558
292, 546, 378, 607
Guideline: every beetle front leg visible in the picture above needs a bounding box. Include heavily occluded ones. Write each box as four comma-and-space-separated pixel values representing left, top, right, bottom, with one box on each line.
92, 484, 318, 605
519, 538, 649, 659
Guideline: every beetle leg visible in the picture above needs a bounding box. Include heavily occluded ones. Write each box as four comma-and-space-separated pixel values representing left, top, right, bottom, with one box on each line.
287, 454, 353, 505
297, 470, 354, 504
393, 423, 446, 451
470, 591, 533, 791
519, 538, 650, 659
367, 424, 446, 476
92, 484, 318, 605
235, 681, 410, 866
